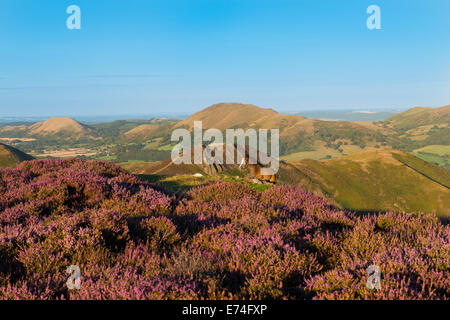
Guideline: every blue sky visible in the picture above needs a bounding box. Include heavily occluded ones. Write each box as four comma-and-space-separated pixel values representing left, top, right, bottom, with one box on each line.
0, 0, 449, 116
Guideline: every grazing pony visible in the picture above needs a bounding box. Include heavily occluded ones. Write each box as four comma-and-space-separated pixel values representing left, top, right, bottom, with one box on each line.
238, 148, 276, 184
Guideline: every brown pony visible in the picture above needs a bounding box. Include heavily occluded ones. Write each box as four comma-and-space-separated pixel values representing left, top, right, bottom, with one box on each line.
238, 148, 276, 184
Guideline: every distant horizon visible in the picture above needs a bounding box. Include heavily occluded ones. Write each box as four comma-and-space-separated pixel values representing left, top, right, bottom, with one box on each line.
0, 103, 418, 122
0, 101, 437, 124
1, 102, 448, 122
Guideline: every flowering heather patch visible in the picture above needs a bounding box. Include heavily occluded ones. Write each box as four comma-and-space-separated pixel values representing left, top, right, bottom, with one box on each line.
0, 159, 449, 300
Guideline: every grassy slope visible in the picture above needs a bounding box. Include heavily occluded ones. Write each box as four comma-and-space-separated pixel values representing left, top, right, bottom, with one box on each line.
0, 143, 34, 167
391, 152, 450, 189
375, 105, 450, 169
282, 149, 450, 217
383, 105, 450, 130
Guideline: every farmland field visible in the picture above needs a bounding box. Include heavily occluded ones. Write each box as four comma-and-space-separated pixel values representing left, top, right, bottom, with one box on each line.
414, 145, 450, 156
413, 145, 450, 169
32, 147, 98, 158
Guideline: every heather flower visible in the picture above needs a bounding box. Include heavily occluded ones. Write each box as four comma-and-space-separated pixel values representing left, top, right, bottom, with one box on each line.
0, 160, 448, 300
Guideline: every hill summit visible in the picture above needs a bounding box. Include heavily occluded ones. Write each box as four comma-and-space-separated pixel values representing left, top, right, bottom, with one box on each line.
176, 103, 281, 130
28, 117, 92, 136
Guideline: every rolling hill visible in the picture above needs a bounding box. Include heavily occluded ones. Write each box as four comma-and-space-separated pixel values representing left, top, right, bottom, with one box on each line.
0, 116, 95, 139
28, 117, 94, 136
380, 105, 450, 169
383, 105, 450, 130
123, 124, 160, 140
381, 104, 449, 145
0, 143, 34, 167
175, 102, 280, 130
118, 102, 449, 217
121, 120, 178, 143
174, 102, 391, 160
278, 149, 450, 217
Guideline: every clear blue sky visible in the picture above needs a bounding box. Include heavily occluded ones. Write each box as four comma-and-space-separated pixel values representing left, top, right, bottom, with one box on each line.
1, 0, 449, 116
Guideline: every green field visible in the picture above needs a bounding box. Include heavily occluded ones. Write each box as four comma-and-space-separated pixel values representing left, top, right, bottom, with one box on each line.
414, 145, 450, 156
413, 145, 450, 169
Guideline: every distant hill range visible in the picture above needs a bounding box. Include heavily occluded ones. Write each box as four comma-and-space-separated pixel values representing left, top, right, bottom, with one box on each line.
174, 103, 395, 159
170, 103, 450, 169
0, 143, 34, 167
292, 109, 400, 122
0, 102, 448, 168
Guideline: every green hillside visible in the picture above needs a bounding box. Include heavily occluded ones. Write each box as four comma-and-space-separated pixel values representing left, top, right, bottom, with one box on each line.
383, 105, 450, 130
279, 149, 450, 217
378, 105, 450, 168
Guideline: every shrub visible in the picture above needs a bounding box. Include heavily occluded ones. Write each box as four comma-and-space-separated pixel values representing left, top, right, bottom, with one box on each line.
139, 217, 180, 252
